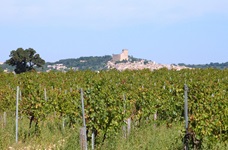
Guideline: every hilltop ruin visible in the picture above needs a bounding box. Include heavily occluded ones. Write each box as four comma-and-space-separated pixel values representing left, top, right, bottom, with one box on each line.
112, 49, 128, 62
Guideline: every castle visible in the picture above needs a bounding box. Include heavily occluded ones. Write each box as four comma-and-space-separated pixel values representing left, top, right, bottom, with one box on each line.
112, 49, 129, 62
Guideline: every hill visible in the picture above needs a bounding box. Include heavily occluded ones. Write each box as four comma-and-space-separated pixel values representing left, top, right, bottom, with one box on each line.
0, 56, 227, 73
178, 62, 228, 69
44, 55, 112, 71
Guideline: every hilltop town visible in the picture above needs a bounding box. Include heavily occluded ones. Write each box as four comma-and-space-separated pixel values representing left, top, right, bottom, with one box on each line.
44, 49, 189, 72
108, 49, 188, 71
1, 49, 227, 73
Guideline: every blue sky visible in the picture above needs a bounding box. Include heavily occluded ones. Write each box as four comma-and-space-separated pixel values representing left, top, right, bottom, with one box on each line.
0, 0, 228, 64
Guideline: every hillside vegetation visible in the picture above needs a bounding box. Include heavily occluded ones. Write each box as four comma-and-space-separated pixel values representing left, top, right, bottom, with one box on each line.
178, 62, 228, 69
45, 55, 112, 71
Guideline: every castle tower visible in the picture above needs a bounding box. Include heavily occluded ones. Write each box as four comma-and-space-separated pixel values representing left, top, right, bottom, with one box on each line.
120, 49, 128, 61
112, 49, 129, 62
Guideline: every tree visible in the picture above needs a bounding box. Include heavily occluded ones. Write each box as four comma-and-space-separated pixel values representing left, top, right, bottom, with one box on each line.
0, 66, 3, 73
6, 48, 45, 74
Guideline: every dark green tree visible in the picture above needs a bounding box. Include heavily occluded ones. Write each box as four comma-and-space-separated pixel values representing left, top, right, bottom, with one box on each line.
6, 48, 45, 74
0, 66, 3, 73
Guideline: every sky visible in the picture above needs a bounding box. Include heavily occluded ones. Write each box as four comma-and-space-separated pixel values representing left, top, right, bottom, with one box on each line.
0, 0, 228, 64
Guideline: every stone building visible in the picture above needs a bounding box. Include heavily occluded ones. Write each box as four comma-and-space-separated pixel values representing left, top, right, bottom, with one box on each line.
112, 49, 129, 62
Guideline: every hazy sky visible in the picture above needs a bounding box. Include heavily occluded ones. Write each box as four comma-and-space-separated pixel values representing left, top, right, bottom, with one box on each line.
0, 0, 228, 64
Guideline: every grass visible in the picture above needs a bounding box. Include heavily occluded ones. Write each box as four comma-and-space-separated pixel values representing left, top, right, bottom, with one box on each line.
100, 122, 183, 150
0, 112, 81, 149
1, 113, 227, 150
100, 122, 228, 150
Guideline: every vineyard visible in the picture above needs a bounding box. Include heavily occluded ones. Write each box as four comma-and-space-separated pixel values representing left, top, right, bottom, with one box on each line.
0, 68, 227, 149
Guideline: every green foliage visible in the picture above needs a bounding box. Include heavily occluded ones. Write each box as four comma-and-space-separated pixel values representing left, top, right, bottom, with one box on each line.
46, 55, 112, 71
128, 55, 143, 62
5, 48, 45, 74
62, 131, 80, 150
0, 66, 3, 73
178, 62, 228, 69
0, 68, 227, 148
0, 63, 15, 72
115, 59, 128, 64
187, 69, 228, 149
101, 123, 183, 150
0, 112, 79, 149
